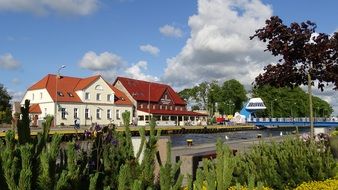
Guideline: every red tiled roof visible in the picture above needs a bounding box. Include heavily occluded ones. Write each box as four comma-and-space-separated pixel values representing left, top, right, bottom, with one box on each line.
28, 74, 83, 102
74, 75, 101, 91
27, 74, 132, 106
29, 104, 41, 113
114, 77, 186, 105
138, 108, 207, 116
109, 85, 133, 105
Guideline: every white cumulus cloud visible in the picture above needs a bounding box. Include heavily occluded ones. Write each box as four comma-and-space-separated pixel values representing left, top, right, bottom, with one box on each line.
159, 24, 183, 38
0, 0, 98, 16
140, 44, 160, 56
0, 53, 21, 70
125, 61, 159, 82
162, 0, 274, 89
8, 89, 25, 102
79, 51, 125, 71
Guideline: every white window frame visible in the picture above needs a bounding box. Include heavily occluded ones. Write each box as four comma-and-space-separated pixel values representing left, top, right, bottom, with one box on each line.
74, 108, 78, 119
85, 92, 90, 100
85, 108, 90, 119
96, 93, 101, 101
96, 109, 101, 119
107, 109, 112, 119
116, 110, 120, 120
61, 108, 67, 119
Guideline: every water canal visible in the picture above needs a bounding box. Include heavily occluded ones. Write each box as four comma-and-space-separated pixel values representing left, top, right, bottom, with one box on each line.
169, 127, 313, 147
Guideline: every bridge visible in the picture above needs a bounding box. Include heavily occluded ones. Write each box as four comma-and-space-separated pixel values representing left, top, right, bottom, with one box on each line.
239, 98, 338, 128
248, 117, 338, 127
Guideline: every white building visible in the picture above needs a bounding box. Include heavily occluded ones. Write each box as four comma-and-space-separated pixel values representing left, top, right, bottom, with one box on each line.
21, 74, 133, 127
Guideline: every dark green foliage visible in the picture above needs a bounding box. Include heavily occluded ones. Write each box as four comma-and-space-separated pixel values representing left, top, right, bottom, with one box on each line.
138, 118, 161, 189
37, 134, 63, 190
179, 80, 247, 116
89, 173, 100, 190
253, 85, 333, 117
17, 99, 31, 144
121, 111, 134, 160
0, 114, 91, 190
202, 159, 216, 190
234, 138, 337, 189
215, 139, 235, 190
0, 83, 12, 124
159, 142, 183, 190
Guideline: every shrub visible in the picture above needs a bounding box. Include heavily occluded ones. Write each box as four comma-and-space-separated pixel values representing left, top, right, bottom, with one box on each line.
330, 135, 338, 159
295, 178, 338, 190
233, 137, 337, 189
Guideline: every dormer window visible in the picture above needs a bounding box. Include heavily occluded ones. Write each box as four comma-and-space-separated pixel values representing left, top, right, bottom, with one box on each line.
85, 92, 90, 100
67, 92, 74, 97
57, 91, 64, 97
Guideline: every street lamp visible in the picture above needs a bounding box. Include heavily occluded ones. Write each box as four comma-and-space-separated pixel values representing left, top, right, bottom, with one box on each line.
270, 98, 277, 118
148, 81, 151, 125
55, 65, 66, 127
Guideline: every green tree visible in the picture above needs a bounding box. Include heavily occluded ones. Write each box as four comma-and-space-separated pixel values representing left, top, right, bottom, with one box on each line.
0, 84, 12, 124
17, 99, 31, 144
251, 16, 338, 136
253, 85, 333, 117
221, 80, 247, 114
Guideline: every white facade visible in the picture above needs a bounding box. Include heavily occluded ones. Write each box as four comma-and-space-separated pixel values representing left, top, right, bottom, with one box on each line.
21, 76, 132, 127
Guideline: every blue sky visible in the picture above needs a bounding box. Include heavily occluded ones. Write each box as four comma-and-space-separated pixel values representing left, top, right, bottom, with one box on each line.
0, 0, 338, 113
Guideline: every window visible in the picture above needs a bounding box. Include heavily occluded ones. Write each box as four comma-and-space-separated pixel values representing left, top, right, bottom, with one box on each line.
68, 92, 74, 97
96, 93, 101, 101
140, 104, 143, 109
74, 108, 78, 119
160, 105, 162, 110
40, 92, 43, 99
153, 105, 156, 109
85, 92, 90, 100
85, 108, 90, 119
107, 94, 111, 101
96, 109, 101, 119
32, 93, 34, 100
57, 91, 64, 96
138, 115, 144, 120
44, 108, 47, 116
107, 109, 111, 119
61, 108, 67, 119
116, 110, 120, 120
95, 85, 103, 90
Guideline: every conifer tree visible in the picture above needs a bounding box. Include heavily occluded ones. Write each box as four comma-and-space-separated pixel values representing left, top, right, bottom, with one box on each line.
159, 142, 183, 190
138, 117, 161, 188
17, 99, 31, 144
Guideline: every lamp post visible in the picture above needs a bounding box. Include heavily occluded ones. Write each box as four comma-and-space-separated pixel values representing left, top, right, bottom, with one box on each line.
148, 81, 151, 125
55, 65, 66, 127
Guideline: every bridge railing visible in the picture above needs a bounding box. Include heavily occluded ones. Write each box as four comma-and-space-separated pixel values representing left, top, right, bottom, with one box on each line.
248, 117, 335, 123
